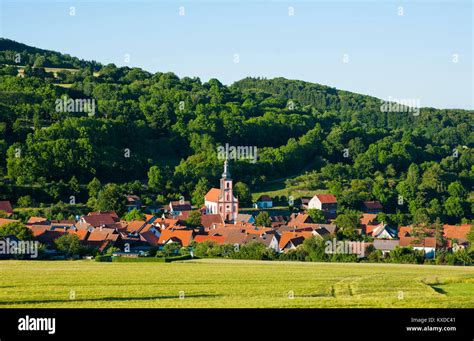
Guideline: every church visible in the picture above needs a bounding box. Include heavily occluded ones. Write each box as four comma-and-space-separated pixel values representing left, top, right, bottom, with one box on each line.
204, 160, 239, 222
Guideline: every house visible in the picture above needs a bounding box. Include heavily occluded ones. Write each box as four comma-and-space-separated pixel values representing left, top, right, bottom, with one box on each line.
399, 236, 436, 259
373, 239, 399, 255
443, 224, 471, 242
300, 197, 311, 209
194, 234, 226, 244
362, 200, 383, 214
158, 229, 194, 247
125, 195, 142, 211
154, 217, 180, 230
308, 194, 337, 214
169, 200, 192, 214
201, 214, 224, 230
204, 160, 239, 222
208, 227, 248, 246
88, 211, 119, 220
139, 224, 161, 247
369, 223, 397, 239
254, 195, 273, 209
50, 220, 75, 231
360, 214, 378, 235
235, 213, 255, 225
0, 201, 13, 216
245, 233, 280, 252
288, 213, 314, 226
278, 231, 314, 252
81, 211, 119, 228
0, 218, 19, 227
270, 215, 287, 228
124, 220, 147, 235
26, 217, 49, 225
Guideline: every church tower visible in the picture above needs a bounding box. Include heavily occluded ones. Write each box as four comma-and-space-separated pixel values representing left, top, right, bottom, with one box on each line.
218, 159, 238, 222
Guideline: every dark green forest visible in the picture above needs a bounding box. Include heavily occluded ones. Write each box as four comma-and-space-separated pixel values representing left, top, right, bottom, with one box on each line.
0, 38, 472, 225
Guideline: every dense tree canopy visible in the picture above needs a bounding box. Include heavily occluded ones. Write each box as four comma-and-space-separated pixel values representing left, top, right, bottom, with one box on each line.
0, 38, 472, 225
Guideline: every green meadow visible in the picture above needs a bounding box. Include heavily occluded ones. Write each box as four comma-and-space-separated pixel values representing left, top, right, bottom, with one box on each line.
0, 259, 472, 308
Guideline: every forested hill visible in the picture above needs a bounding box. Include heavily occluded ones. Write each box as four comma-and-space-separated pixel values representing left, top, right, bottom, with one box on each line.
0, 38, 102, 70
0, 38, 472, 225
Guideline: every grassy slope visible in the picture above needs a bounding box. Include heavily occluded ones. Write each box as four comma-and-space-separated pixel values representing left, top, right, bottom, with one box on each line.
251, 177, 327, 201
0, 259, 472, 308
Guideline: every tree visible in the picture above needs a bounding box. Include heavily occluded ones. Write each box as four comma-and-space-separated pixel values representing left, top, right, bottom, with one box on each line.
302, 235, 328, 262
87, 177, 102, 198
255, 211, 271, 227
95, 183, 125, 214
122, 208, 145, 221
413, 208, 430, 226
433, 217, 445, 248
0, 222, 33, 240
17, 195, 34, 208
191, 177, 210, 207
54, 234, 82, 257
163, 242, 181, 256
334, 210, 361, 239
307, 209, 326, 223
186, 210, 202, 226
448, 182, 467, 200
444, 196, 464, 221
148, 166, 166, 193
68, 176, 80, 195
234, 182, 252, 206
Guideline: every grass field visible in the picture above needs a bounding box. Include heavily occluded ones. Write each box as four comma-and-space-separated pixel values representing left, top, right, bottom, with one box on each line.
0, 259, 473, 308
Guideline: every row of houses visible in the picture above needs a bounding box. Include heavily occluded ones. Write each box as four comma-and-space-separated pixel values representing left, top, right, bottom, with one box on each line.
0, 196, 471, 259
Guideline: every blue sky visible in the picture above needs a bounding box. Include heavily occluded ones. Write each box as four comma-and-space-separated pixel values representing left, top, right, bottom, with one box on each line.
1, 0, 472, 109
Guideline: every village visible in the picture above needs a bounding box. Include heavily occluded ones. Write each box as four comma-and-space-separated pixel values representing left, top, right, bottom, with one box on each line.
0, 160, 471, 262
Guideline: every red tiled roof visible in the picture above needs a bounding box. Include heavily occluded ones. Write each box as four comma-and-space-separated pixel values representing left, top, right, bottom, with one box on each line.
360, 214, 377, 227
66, 229, 89, 241
363, 201, 383, 210
154, 218, 180, 232
398, 226, 412, 238
204, 188, 220, 203
399, 236, 436, 248
34, 230, 65, 244
125, 220, 146, 233
158, 229, 194, 246
140, 230, 160, 246
257, 195, 272, 202
169, 201, 192, 212
83, 214, 118, 227
0, 218, 19, 227
315, 194, 337, 204
279, 231, 313, 249
194, 234, 226, 244
29, 225, 51, 237
208, 228, 248, 245
200, 214, 224, 230
88, 211, 119, 220
144, 214, 155, 222
288, 213, 313, 225
0, 201, 13, 214
86, 228, 118, 242
443, 224, 471, 240
365, 224, 382, 235
27, 217, 48, 225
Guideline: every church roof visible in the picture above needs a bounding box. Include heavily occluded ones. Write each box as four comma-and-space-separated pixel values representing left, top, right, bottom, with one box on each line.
205, 188, 221, 203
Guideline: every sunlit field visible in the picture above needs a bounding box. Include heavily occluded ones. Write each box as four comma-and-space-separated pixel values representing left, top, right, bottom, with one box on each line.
0, 259, 473, 308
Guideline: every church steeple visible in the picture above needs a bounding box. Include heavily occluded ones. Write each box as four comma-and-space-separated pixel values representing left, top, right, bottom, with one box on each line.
222, 159, 231, 179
